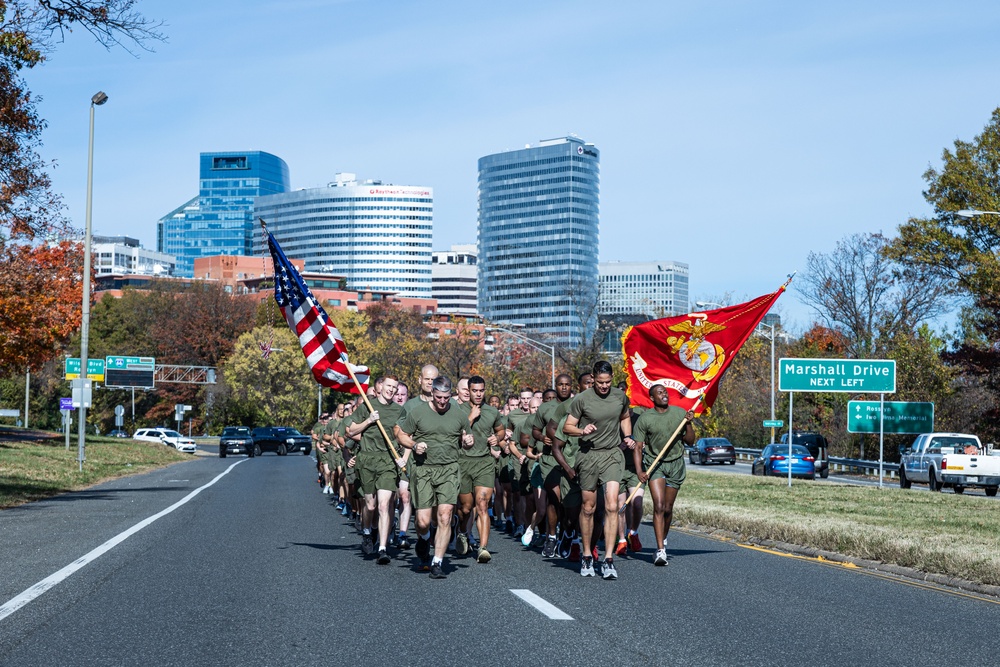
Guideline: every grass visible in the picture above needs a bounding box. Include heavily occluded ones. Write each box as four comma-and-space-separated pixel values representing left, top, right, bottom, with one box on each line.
646, 466, 1000, 587
0, 429, 189, 509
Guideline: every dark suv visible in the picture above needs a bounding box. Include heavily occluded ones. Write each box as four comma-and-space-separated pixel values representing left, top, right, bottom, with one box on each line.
779, 431, 829, 478
219, 426, 254, 458
251, 427, 312, 456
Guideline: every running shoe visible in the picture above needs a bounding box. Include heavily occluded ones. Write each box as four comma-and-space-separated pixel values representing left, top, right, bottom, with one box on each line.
614, 538, 627, 557
468, 534, 480, 550
477, 548, 492, 564
591, 545, 600, 562
398, 534, 411, 550
340, 505, 350, 517
377, 549, 391, 565
429, 562, 446, 579
542, 535, 558, 558
415, 535, 431, 563
504, 519, 514, 534
456, 532, 470, 556
580, 556, 596, 577
627, 532, 642, 552
654, 549, 668, 566
602, 558, 618, 580
361, 533, 375, 555
514, 524, 525, 539
520, 526, 534, 546
568, 540, 581, 562
532, 531, 545, 548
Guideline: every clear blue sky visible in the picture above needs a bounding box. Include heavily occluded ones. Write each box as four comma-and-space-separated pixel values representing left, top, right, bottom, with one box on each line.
27, 0, 1000, 332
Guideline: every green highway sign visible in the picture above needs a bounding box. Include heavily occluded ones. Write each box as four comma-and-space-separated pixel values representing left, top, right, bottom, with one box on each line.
778, 358, 896, 393
105, 355, 156, 389
106, 355, 155, 369
763, 420, 784, 428
848, 401, 934, 434
65, 358, 105, 381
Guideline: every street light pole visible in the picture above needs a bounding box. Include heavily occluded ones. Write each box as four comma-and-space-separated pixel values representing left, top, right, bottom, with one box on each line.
489, 325, 556, 389
77, 91, 108, 471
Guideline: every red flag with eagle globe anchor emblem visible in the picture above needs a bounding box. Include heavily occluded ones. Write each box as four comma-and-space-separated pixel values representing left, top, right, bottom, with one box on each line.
622, 285, 788, 414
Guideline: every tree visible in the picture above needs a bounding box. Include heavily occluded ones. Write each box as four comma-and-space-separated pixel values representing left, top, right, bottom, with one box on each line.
221, 327, 317, 430
0, 1, 163, 241
429, 322, 484, 382
799, 232, 951, 358
0, 239, 83, 370
885, 108, 1000, 437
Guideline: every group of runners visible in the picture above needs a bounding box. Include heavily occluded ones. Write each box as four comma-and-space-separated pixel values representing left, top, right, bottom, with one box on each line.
310, 361, 695, 580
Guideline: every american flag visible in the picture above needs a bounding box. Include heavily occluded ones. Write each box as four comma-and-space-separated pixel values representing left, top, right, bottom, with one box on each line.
264, 225, 369, 394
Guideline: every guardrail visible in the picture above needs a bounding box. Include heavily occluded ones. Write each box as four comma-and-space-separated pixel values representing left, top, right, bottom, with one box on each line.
733, 448, 899, 478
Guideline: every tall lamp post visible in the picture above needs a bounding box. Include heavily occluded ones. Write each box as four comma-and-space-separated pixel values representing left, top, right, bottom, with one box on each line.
77, 91, 108, 471
957, 209, 1000, 218
488, 325, 556, 389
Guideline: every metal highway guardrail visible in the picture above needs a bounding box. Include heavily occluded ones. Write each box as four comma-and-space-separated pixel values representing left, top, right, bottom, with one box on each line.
733, 448, 899, 478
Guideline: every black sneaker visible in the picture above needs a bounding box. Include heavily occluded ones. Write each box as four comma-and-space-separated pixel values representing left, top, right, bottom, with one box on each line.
377, 549, 391, 565
415, 535, 431, 562
542, 535, 558, 558
429, 562, 446, 579
361, 533, 375, 555
398, 534, 411, 550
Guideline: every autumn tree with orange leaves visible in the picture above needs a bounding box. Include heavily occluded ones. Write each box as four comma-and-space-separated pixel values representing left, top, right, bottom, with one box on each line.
0, 239, 83, 369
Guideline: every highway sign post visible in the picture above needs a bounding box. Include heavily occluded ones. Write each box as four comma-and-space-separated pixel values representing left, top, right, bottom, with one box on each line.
104, 355, 155, 389
779, 358, 897, 489
848, 401, 933, 434
65, 358, 105, 382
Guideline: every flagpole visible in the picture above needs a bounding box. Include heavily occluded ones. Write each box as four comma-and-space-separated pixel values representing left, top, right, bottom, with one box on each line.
620, 394, 706, 512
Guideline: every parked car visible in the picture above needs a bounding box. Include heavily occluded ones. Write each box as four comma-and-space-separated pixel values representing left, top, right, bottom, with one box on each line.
898, 433, 1000, 495
780, 430, 829, 478
133, 428, 197, 453
219, 426, 254, 458
689, 437, 736, 465
108, 429, 129, 438
251, 427, 312, 456
752, 443, 816, 480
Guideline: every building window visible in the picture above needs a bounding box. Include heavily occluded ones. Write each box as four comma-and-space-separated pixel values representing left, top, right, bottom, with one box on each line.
328, 299, 341, 307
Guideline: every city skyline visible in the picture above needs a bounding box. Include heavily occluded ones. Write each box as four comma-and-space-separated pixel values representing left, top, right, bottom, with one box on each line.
26, 0, 1000, 332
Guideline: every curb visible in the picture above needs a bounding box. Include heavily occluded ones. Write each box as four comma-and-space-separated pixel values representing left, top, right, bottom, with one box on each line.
677, 521, 1000, 600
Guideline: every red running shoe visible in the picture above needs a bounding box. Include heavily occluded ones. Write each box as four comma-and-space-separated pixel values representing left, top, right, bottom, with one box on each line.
568, 541, 581, 562
614, 538, 627, 557
627, 532, 642, 552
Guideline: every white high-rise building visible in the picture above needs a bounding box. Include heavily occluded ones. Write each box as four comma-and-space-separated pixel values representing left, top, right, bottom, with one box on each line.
92, 236, 176, 276
432, 244, 477, 315
599, 261, 689, 319
253, 173, 433, 298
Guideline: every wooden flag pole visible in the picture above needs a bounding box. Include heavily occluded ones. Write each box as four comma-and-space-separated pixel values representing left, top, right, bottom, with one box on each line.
620, 394, 705, 512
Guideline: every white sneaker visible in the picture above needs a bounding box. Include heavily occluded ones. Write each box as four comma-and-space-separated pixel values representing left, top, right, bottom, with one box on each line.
654, 549, 668, 566
323, 485, 332, 494
520, 526, 534, 547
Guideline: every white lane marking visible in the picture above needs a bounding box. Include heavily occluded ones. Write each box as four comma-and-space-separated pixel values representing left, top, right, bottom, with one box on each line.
510, 589, 574, 620
0, 459, 246, 622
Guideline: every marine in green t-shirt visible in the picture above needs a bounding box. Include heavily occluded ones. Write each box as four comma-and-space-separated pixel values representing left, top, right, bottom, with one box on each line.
633, 383, 696, 565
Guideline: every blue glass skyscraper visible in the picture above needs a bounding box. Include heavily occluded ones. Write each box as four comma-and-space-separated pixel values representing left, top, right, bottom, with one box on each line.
477, 136, 600, 347
158, 151, 290, 277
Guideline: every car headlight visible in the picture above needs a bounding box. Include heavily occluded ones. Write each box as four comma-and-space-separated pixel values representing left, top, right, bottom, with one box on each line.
286, 438, 296, 444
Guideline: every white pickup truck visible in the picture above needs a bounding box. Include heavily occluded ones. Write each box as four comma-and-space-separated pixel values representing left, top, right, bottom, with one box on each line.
898, 433, 1000, 496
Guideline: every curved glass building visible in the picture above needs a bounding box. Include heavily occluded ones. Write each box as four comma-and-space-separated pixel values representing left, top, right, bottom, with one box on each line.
477, 136, 599, 346
253, 174, 433, 298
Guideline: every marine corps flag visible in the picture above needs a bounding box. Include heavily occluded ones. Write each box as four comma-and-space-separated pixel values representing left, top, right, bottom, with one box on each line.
622, 280, 790, 414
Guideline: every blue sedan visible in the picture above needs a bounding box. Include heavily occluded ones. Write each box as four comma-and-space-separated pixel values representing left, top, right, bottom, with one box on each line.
752, 444, 816, 480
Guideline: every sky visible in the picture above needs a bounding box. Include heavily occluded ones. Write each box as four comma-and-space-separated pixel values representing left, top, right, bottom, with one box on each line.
26, 0, 1000, 333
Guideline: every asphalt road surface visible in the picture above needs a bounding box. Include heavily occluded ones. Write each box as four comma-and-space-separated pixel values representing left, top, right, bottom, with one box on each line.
2, 451, 998, 667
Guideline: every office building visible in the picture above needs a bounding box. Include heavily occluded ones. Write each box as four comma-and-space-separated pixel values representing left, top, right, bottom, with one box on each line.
477, 136, 600, 346
432, 244, 477, 315
599, 260, 690, 319
91, 235, 176, 277
253, 173, 433, 298
158, 151, 290, 277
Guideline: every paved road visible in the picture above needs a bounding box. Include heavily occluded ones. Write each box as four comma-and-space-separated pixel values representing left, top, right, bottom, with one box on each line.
2, 452, 998, 666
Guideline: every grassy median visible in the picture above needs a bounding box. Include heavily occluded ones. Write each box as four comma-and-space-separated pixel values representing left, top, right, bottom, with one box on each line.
651, 466, 1000, 587
0, 428, 189, 509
